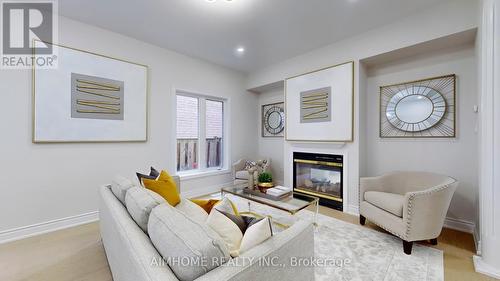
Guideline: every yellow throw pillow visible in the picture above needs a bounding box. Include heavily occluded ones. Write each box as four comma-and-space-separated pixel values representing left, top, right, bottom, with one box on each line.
190, 199, 220, 214
142, 170, 181, 206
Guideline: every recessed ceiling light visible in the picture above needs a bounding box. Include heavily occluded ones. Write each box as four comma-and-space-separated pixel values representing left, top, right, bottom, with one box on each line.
236, 47, 245, 53
205, 0, 234, 2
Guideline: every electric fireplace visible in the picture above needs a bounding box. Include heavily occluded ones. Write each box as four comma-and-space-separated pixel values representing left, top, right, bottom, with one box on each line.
293, 152, 343, 211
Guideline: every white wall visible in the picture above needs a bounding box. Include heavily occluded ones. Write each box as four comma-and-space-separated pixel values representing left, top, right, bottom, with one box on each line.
363, 43, 478, 225
248, 0, 480, 222
0, 17, 258, 234
257, 87, 285, 184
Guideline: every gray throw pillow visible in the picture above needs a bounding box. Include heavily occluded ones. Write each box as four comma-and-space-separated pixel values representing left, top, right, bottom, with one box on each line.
136, 166, 160, 186
148, 204, 230, 281
125, 187, 165, 232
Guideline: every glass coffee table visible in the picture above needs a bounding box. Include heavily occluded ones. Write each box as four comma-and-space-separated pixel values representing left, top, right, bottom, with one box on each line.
221, 185, 319, 228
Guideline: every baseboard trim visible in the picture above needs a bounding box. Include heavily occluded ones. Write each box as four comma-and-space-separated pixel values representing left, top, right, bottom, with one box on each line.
443, 217, 475, 233
0, 211, 99, 245
473, 227, 481, 255
473, 255, 500, 279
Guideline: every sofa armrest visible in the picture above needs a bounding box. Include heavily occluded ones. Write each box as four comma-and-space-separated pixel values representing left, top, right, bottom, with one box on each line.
403, 181, 458, 241
232, 159, 247, 178
194, 220, 315, 281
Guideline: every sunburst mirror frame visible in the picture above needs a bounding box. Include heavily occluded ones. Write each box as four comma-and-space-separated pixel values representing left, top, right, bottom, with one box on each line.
380, 74, 456, 138
262, 102, 285, 137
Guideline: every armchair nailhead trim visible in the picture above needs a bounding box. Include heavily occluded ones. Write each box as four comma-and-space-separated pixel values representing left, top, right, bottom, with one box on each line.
404, 182, 455, 239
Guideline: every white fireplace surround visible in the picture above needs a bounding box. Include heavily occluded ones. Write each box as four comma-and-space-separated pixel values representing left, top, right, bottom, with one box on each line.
284, 141, 359, 215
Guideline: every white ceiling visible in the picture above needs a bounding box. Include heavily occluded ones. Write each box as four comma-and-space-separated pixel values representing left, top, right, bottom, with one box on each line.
59, 0, 447, 73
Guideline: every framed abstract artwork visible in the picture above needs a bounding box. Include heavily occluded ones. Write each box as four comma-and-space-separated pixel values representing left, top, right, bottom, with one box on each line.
262, 102, 285, 137
33, 41, 148, 143
380, 74, 456, 138
285, 61, 354, 142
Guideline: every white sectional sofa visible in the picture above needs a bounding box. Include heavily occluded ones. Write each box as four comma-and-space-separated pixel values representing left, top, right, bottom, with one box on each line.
99, 176, 315, 281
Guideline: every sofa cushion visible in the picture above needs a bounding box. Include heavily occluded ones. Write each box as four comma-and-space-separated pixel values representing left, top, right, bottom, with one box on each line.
148, 204, 230, 281
125, 187, 165, 232
235, 170, 250, 180
111, 175, 135, 205
175, 198, 208, 224
364, 191, 404, 217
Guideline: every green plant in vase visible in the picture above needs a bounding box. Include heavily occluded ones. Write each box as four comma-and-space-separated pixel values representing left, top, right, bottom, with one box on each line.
257, 172, 274, 192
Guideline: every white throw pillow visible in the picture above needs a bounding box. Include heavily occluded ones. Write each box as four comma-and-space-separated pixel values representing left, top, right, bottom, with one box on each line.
206, 209, 243, 256
239, 217, 273, 255
213, 197, 239, 215
175, 198, 208, 224
207, 206, 273, 257
111, 175, 135, 204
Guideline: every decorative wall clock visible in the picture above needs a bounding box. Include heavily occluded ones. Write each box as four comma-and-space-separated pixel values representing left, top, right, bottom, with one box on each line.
262, 102, 285, 137
380, 74, 456, 138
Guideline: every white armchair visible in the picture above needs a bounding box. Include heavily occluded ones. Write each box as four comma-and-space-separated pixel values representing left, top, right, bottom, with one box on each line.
232, 158, 271, 185
359, 171, 457, 255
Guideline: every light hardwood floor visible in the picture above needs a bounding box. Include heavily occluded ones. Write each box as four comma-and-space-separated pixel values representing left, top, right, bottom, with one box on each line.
0, 206, 496, 281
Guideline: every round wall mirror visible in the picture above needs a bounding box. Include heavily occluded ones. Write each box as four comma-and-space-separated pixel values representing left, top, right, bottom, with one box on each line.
386, 86, 446, 132
396, 95, 433, 123
267, 111, 282, 129
263, 104, 285, 136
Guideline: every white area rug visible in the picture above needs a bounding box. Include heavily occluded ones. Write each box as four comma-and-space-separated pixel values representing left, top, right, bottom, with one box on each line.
225, 194, 444, 281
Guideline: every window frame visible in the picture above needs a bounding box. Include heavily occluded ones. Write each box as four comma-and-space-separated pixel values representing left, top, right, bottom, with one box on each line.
175, 90, 228, 178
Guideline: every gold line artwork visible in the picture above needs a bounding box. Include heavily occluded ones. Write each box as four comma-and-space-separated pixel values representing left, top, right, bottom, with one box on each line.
303, 108, 327, 118
76, 88, 120, 100
76, 110, 120, 114
301, 92, 329, 99
77, 99, 120, 106
76, 85, 120, 91
77, 101, 120, 111
301, 95, 328, 103
302, 105, 327, 109
301, 90, 330, 121
301, 101, 328, 105
76, 79, 121, 90
73, 74, 124, 119
303, 115, 328, 120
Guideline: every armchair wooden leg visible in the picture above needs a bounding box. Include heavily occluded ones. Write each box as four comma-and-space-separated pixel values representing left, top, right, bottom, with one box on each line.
403, 240, 413, 255
430, 238, 438, 245
359, 215, 366, 225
